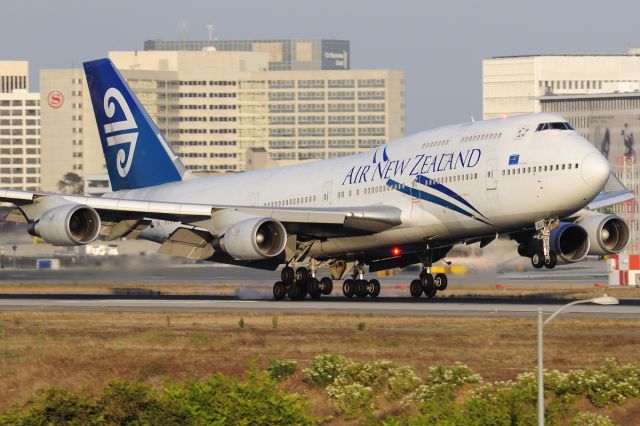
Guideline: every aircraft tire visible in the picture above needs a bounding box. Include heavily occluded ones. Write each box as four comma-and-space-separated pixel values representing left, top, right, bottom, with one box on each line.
544, 252, 558, 269
320, 277, 333, 295
273, 281, 286, 300
368, 279, 381, 298
434, 273, 448, 291
308, 277, 322, 298
281, 267, 294, 285
410, 279, 423, 297
422, 274, 436, 298
343, 279, 355, 297
295, 267, 309, 283
355, 279, 368, 297
531, 253, 545, 269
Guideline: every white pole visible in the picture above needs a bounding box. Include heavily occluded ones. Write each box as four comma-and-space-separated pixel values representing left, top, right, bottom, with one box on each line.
537, 307, 544, 426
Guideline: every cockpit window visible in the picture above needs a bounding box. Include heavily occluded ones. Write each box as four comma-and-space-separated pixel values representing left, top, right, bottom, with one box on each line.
536, 122, 575, 132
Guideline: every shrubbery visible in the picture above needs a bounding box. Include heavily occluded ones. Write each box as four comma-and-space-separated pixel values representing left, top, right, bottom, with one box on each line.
0, 369, 313, 426
1, 356, 638, 425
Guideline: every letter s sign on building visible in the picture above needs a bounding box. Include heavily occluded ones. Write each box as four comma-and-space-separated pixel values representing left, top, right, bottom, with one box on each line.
47, 91, 64, 109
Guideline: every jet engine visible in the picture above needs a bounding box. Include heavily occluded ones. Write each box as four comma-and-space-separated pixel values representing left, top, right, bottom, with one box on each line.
576, 212, 630, 255
518, 222, 590, 264
30, 204, 101, 246
216, 217, 287, 260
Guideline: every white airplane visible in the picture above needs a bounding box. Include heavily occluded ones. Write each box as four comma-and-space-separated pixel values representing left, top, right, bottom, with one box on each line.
0, 59, 633, 300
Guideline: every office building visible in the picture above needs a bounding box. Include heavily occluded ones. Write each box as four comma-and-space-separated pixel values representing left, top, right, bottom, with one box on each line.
0, 61, 40, 191
39, 49, 404, 191
483, 51, 640, 119
144, 38, 350, 70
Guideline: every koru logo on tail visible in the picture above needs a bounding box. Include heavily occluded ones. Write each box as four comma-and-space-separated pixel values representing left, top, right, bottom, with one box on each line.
103, 88, 138, 177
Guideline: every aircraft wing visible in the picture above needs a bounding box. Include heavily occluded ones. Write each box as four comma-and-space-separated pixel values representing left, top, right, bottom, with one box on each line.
586, 172, 635, 210
0, 189, 402, 240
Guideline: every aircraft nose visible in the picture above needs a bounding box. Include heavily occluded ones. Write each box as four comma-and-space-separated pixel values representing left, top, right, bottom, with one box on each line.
581, 152, 610, 189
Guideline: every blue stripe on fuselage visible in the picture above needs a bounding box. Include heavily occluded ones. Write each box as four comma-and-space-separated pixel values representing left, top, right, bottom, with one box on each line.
386, 179, 492, 225
415, 174, 484, 217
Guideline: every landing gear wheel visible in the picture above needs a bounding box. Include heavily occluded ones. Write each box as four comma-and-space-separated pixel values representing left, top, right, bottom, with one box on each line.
273, 281, 286, 300
531, 252, 545, 269
295, 267, 309, 283
343, 279, 355, 297
434, 273, 448, 291
281, 267, 294, 285
544, 252, 558, 269
308, 277, 322, 299
410, 279, 423, 298
287, 282, 304, 300
422, 274, 437, 298
355, 279, 368, 298
320, 277, 333, 295
368, 279, 381, 298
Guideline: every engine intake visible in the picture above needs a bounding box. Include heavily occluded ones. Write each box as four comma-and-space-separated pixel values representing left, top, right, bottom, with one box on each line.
576, 213, 630, 255
31, 204, 101, 246
517, 222, 590, 264
551, 222, 590, 264
217, 217, 287, 260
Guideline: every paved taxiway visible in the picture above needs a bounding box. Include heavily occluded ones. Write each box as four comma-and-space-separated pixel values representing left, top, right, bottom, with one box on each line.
0, 295, 637, 318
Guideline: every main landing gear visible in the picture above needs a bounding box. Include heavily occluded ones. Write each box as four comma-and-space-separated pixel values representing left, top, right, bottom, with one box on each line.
410, 268, 448, 299
341, 262, 381, 298
408, 251, 449, 299
273, 265, 334, 300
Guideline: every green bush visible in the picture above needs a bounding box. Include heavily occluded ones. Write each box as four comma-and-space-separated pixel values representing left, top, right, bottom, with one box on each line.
96, 381, 187, 425
0, 372, 314, 426
267, 358, 297, 381
0, 388, 99, 426
326, 382, 375, 420
303, 353, 348, 386
166, 369, 314, 425
570, 412, 616, 426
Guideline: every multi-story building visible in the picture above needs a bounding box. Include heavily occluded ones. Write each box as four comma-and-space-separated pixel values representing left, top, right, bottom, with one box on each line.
540, 92, 640, 251
483, 51, 640, 119
39, 49, 405, 191
39, 68, 101, 192
0, 61, 40, 191
144, 39, 350, 70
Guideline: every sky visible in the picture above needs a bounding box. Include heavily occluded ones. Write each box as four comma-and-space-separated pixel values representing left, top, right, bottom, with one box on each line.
1, 0, 639, 133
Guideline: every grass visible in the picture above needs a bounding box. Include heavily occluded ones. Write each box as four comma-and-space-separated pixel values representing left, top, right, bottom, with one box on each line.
0, 311, 639, 423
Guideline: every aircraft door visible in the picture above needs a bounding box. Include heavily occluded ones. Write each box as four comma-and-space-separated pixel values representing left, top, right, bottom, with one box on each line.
250, 192, 260, 206
485, 158, 498, 190
322, 181, 334, 206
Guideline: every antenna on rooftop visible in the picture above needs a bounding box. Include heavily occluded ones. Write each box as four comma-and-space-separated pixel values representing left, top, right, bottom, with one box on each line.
178, 19, 190, 41
206, 24, 214, 41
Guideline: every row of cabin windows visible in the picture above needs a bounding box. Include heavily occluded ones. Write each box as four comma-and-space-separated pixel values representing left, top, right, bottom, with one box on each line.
265, 195, 317, 208
461, 133, 502, 143
501, 163, 579, 176
421, 139, 449, 149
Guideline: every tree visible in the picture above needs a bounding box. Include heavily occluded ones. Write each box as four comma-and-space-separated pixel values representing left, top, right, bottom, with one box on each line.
56, 172, 84, 194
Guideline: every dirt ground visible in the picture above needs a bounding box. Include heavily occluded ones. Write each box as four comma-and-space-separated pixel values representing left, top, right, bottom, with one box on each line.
0, 311, 638, 422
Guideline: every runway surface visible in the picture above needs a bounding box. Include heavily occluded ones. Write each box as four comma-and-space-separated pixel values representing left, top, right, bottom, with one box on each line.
0, 294, 638, 318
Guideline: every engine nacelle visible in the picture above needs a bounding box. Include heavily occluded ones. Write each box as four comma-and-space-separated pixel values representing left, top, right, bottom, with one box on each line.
217, 217, 287, 260
517, 222, 590, 264
576, 213, 630, 255
551, 223, 590, 264
31, 204, 101, 246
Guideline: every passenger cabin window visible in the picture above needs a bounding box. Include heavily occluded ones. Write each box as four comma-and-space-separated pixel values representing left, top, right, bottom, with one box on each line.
535, 122, 575, 132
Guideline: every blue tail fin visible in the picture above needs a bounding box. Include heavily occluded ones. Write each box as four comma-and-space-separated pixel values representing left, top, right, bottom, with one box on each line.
83, 58, 187, 191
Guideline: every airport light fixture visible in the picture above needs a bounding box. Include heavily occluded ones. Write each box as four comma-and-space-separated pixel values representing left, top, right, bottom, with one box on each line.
536, 295, 619, 426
